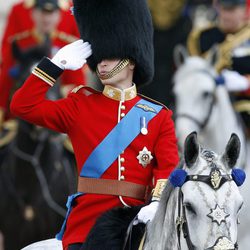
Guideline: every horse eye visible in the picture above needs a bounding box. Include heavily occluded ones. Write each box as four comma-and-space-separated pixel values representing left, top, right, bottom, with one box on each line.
202, 91, 211, 98
184, 202, 196, 215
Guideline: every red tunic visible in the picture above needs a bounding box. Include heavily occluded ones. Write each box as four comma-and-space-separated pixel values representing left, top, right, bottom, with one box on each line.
10, 59, 179, 248
0, 0, 85, 119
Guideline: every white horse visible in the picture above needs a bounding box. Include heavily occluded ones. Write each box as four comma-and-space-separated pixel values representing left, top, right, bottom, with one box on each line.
21, 132, 245, 250
173, 50, 246, 168
173, 49, 249, 249
144, 132, 244, 250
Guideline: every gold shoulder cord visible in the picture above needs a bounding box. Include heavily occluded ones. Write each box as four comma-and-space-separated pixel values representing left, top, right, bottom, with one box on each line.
187, 28, 203, 56
214, 24, 250, 73
152, 179, 167, 201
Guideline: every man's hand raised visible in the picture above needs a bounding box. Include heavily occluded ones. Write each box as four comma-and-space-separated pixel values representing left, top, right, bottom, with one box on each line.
51, 40, 92, 71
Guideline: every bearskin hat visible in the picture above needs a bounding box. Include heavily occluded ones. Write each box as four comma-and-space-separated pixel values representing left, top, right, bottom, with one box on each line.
72, 0, 154, 86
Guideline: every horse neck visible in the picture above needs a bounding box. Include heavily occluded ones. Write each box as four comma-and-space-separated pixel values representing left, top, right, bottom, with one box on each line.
144, 187, 179, 250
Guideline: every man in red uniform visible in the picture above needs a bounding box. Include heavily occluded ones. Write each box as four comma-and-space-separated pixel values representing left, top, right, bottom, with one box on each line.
0, 0, 86, 133
10, 0, 179, 249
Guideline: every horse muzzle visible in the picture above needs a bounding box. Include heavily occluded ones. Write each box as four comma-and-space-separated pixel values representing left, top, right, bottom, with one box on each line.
205, 236, 238, 250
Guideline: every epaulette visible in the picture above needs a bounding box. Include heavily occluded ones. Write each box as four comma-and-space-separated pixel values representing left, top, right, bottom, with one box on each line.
187, 24, 216, 56
71, 85, 100, 94
9, 30, 32, 42
55, 31, 78, 44
138, 93, 169, 110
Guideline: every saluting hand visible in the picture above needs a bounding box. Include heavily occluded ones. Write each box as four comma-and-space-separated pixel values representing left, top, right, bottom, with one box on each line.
51, 39, 92, 71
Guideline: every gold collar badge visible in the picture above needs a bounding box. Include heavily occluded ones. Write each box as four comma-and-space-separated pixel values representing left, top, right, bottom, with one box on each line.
137, 147, 153, 167
103, 85, 137, 101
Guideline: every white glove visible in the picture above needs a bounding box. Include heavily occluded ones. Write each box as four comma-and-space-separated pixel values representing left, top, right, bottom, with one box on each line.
133, 201, 159, 225
51, 39, 92, 70
221, 69, 249, 92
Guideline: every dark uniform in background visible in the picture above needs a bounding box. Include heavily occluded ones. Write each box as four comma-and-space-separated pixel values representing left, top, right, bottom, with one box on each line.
139, 0, 192, 108
188, 0, 250, 131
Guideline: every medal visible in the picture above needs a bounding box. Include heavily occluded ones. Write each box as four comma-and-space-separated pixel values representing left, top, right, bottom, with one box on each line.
140, 117, 148, 135
137, 146, 153, 167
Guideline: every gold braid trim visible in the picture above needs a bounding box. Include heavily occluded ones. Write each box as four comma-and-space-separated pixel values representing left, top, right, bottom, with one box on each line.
187, 24, 216, 56
152, 179, 167, 201
96, 59, 130, 80
213, 24, 250, 73
34, 67, 56, 83
234, 100, 250, 113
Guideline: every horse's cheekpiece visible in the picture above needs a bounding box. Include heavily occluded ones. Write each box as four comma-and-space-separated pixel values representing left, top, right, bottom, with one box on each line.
137, 147, 153, 167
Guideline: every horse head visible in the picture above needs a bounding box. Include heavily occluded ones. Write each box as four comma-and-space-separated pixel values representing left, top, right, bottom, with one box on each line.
173, 45, 246, 167
145, 132, 245, 250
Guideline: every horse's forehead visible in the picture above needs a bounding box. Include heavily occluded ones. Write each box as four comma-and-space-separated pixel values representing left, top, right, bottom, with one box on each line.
185, 150, 228, 175
174, 57, 215, 93
182, 179, 242, 206
174, 72, 214, 94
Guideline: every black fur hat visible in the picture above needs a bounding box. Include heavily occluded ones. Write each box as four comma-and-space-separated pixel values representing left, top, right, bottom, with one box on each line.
72, 0, 154, 86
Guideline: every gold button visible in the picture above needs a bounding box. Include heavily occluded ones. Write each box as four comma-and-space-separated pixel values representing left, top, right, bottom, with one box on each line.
120, 166, 125, 171
121, 113, 125, 117
121, 105, 126, 110
120, 175, 125, 180
120, 157, 125, 163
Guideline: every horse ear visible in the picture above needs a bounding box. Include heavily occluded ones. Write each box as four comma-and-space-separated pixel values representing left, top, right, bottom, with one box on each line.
184, 132, 199, 168
173, 44, 189, 68
222, 133, 241, 168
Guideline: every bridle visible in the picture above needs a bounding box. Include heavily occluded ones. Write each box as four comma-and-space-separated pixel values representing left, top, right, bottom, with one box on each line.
176, 164, 239, 250
2, 122, 67, 217
175, 69, 218, 131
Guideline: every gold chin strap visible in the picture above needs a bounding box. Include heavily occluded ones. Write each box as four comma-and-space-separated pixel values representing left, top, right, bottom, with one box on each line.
96, 59, 130, 80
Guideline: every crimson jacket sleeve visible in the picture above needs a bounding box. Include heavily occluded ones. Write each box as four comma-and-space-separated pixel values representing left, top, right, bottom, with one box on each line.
10, 57, 80, 133
153, 109, 179, 183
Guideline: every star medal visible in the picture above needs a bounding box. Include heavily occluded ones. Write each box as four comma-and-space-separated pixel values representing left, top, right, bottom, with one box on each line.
207, 204, 229, 225
137, 147, 153, 167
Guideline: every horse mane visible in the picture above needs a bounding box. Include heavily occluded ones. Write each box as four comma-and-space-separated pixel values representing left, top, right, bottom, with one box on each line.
144, 161, 185, 250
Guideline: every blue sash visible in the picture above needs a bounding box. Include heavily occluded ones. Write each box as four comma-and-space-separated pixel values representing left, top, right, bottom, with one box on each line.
80, 99, 162, 178
56, 98, 162, 240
